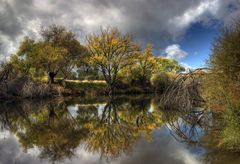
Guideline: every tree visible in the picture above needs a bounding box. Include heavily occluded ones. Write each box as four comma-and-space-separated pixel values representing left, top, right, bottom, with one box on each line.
135, 44, 157, 85
157, 57, 185, 73
118, 46, 184, 86
18, 25, 86, 84
118, 44, 157, 85
87, 27, 138, 95
210, 22, 240, 81
28, 42, 68, 83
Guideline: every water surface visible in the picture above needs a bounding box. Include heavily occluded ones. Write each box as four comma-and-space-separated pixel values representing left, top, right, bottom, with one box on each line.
0, 96, 239, 164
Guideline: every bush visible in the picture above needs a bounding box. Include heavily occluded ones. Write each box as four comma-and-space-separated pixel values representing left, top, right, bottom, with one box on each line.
21, 80, 50, 98
204, 20, 240, 109
150, 72, 170, 92
84, 75, 98, 80
203, 19, 240, 151
3, 75, 51, 98
7, 76, 29, 96
0, 83, 8, 99
124, 87, 144, 94
115, 79, 130, 90
64, 80, 107, 96
221, 108, 240, 151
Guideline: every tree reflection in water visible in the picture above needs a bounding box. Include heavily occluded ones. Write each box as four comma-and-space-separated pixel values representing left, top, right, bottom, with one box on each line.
0, 99, 88, 162
0, 96, 211, 163
79, 96, 163, 160
162, 105, 212, 145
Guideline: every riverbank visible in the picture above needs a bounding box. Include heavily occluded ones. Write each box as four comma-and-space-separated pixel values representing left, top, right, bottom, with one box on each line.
0, 78, 158, 100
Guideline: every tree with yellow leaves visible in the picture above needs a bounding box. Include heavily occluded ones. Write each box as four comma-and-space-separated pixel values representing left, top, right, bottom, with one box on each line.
87, 27, 139, 95
136, 44, 157, 85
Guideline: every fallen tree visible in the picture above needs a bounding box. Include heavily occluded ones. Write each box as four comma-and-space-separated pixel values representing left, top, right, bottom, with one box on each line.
160, 68, 210, 112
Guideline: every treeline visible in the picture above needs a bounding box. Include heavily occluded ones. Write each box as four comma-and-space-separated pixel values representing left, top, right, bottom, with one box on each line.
0, 25, 185, 98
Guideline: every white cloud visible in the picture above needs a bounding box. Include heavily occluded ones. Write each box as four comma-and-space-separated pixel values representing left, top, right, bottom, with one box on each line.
165, 44, 188, 60
180, 62, 192, 72
168, 0, 220, 38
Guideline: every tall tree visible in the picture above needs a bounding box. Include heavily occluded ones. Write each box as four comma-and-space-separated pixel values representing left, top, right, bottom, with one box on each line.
87, 27, 138, 95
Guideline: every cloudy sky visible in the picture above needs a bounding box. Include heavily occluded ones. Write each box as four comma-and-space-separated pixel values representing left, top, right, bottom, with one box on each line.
0, 0, 240, 68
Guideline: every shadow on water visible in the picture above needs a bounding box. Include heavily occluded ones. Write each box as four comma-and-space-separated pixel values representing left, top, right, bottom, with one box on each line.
0, 96, 239, 164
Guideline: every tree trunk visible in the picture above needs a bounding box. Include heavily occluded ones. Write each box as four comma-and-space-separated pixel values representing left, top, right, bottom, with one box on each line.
108, 84, 115, 96
48, 72, 57, 84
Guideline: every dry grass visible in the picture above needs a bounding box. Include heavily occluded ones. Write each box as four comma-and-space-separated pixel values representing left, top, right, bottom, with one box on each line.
65, 79, 106, 84
21, 80, 50, 98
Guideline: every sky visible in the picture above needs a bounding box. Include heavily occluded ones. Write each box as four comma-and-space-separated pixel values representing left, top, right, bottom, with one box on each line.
0, 0, 240, 68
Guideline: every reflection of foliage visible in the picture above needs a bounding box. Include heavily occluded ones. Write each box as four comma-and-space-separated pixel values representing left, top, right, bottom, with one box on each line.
85, 123, 137, 159
0, 96, 164, 162
84, 101, 132, 158
0, 100, 88, 162
0, 96, 215, 162
82, 97, 163, 159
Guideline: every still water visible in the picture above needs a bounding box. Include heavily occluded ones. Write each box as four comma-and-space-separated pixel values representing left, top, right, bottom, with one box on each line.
0, 96, 239, 164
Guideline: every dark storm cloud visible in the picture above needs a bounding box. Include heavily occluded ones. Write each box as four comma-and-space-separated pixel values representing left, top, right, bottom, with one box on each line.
97, 0, 203, 45
0, 1, 23, 38
0, 0, 240, 60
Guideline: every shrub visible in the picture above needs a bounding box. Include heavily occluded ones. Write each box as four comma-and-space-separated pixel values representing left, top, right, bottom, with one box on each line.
221, 108, 240, 151
7, 76, 29, 96
21, 80, 50, 98
203, 20, 240, 151
124, 87, 144, 94
115, 79, 130, 90
84, 75, 98, 80
0, 83, 8, 99
150, 72, 170, 92
204, 19, 240, 110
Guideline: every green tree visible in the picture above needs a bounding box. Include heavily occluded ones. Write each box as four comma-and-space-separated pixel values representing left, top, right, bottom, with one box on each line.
18, 25, 86, 83
157, 57, 185, 73
119, 46, 184, 86
135, 44, 157, 85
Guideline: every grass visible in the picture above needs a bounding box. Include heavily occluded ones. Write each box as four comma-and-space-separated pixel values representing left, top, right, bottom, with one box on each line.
65, 79, 106, 84
63, 79, 108, 96
31, 76, 155, 96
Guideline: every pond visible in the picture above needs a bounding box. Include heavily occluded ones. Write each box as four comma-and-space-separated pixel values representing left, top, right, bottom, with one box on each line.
0, 95, 240, 164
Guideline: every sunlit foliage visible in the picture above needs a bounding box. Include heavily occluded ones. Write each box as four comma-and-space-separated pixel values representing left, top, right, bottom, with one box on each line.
87, 27, 139, 94
17, 25, 86, 83
203, 19, 240, 151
